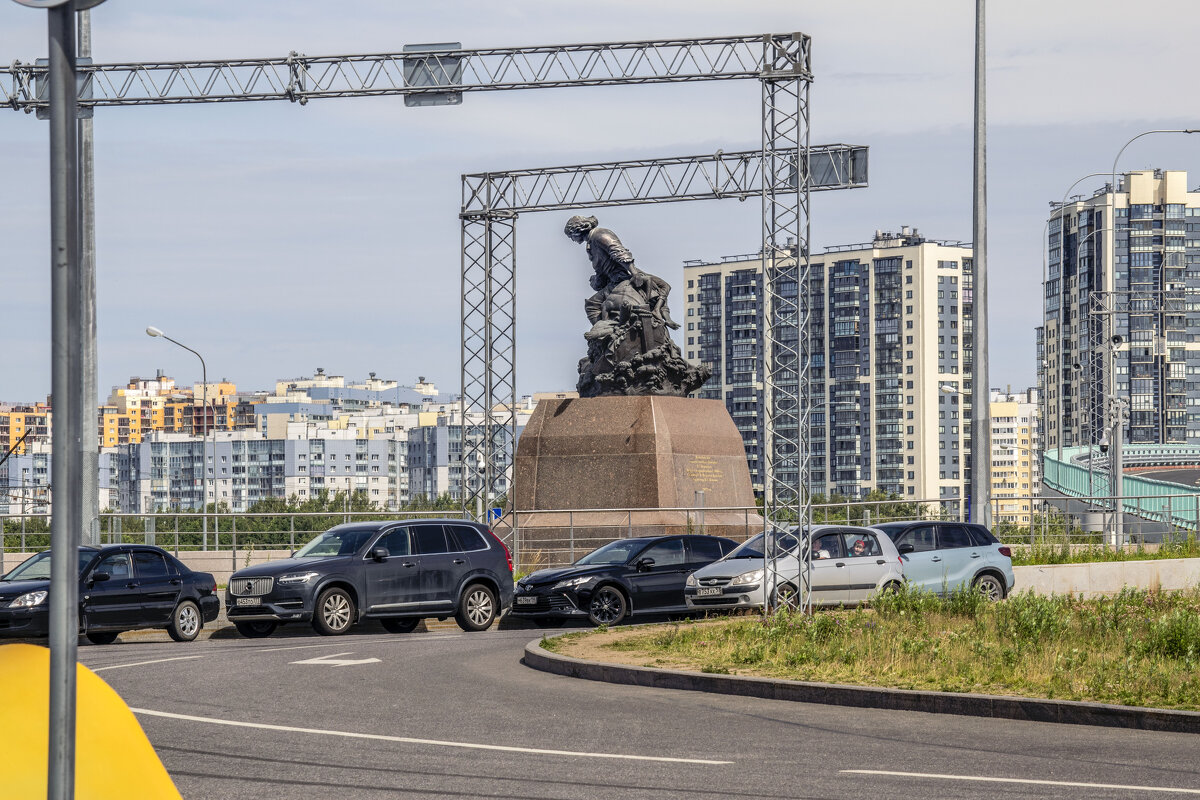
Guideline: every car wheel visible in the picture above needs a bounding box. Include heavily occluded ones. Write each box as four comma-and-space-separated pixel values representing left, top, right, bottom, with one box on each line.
534, 618, 566, 629
587, 585, 627, 627
233, 620, 277, 638
167, 600, 202, 642
313, 587, 356, 635
381, 618, 420, 634
973, 574, 1005, 601
771, 583, 800, 610
455, 583, 498, 632
85, 631, 119, 645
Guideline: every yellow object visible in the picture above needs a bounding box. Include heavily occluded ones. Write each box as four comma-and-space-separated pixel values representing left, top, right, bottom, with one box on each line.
0, 644, 181, 800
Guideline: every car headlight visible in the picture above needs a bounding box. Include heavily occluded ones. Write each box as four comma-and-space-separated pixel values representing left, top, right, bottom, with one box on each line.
9, 590, 48, 608
685, 573, 697, 586
551, 576, 593, 591
277, 571, 319, 585
729, 569, 764, 586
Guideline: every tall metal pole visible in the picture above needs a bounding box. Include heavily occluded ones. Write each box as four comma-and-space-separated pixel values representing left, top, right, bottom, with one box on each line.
146, 327, 208, 547
47, 4, 82, 796
78, 6, 99, 546
971, 0, 992, 527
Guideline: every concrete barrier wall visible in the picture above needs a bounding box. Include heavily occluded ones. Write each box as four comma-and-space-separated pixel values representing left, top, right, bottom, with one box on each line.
1013, 558, 1200, 598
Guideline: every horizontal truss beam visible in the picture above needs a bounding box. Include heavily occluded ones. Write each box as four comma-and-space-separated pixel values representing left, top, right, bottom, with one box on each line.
461, 144, 866, 214
2, 34, 811, 110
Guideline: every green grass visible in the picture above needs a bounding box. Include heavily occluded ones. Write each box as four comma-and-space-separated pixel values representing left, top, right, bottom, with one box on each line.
564, 586, 1200, 711
1010, 537, 1200, 566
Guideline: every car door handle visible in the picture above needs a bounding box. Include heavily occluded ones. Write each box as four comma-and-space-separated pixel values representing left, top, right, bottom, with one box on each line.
835, 562, 846, 568
876, 559, 887, 565
125, 582, 140, 589
400, 562, 416, 568
930, 557, 942, 563
971, 553, 982, 559
169, 578, 182, 585
452, 559, 466, 565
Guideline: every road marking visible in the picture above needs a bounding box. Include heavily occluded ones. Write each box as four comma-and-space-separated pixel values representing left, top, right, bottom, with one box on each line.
91, 656, 204, 673
842, 770, 1200, 795
258, 634, 465, 653
130, 708, 732, 765
290, 651, 382, 667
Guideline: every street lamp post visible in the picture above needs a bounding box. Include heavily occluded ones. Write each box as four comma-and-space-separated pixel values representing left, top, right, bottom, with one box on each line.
970, 0, 991, 529
146, 326, 211, 549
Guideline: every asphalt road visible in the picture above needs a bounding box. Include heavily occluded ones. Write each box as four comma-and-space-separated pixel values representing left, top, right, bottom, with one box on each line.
1132, 468, 1200, 487
75, 624, 1200, 800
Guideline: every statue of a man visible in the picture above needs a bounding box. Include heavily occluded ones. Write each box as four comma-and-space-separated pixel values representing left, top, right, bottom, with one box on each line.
563, 215, 679, 329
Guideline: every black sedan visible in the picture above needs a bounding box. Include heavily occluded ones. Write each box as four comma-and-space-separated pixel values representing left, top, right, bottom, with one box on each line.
511, 534, 738, 627
0, 545, 220, 645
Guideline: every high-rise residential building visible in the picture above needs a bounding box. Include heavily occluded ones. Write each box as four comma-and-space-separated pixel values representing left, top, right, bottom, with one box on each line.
683, 228, 975, 504
1040, 169, 1200, 453
0, 403, 51, 458
990, 388, 1041, 524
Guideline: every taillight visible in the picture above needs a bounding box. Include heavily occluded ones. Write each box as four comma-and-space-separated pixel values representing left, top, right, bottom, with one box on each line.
997, 546, 1012, 558
488, 528, 513, 572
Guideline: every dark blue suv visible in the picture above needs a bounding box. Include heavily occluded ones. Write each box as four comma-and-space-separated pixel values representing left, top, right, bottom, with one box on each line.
226, 519, 513, 637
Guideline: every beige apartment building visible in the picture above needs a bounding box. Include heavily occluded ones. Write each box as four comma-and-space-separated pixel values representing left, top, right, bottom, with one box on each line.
683, 228, 975, 505
990, 388, 1041, 524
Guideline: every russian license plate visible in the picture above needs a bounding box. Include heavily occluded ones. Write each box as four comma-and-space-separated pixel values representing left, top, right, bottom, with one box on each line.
696, 587, 722, 597
236, 597, 263, 606
515, 595, 538, 605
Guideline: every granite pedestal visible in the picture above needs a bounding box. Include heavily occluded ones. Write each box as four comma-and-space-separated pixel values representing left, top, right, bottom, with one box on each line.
505, 396, 761, 567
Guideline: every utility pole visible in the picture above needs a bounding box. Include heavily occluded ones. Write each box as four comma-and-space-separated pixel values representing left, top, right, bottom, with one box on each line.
970, 0, 992, 527
79, 6, 99, 546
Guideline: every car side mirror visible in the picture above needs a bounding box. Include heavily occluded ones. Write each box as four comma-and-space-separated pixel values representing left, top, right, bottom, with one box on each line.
636, 557, 656, 571
90, 572, 110, 583
897, 543, 915, 555
370, 547, 388, 563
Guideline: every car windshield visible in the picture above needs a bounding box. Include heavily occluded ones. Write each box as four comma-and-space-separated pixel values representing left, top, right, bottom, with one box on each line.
293, 527, 378, 559
3, 550, 95, 582
574, 540, 648, 566
724, 531, 802, 559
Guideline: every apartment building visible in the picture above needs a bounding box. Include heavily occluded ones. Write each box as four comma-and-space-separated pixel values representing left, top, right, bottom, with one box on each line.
1040, 169, 1200, 452
990, 388, 1041, 524
683, 227, 975, 503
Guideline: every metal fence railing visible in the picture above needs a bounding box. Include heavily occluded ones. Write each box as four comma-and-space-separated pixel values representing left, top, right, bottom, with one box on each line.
2, 493, 1195, 572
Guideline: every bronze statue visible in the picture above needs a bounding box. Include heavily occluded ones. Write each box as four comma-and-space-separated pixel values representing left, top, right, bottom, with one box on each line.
564, 215, 711, 397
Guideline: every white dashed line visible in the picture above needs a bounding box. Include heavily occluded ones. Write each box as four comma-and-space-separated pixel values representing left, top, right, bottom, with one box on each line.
131, 708, 732, 765
91, 656, 205, 673
841, 769, 1200, 795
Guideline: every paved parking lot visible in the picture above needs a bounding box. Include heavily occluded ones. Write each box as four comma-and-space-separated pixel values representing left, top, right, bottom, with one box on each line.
67, 622, 1200, 800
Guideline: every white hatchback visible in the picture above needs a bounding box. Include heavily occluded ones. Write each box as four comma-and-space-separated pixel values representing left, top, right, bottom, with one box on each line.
683, 525, 905, 610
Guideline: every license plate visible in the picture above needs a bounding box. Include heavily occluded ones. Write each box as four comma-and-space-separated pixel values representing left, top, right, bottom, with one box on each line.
516, 595, 538, 605
236, 597, 263, 606
696, 587, 722, 596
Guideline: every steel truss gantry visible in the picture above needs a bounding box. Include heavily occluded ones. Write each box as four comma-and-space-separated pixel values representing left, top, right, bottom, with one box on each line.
3, 36, 770, 110
4, 31, 863, 612
459, 143, 868, 529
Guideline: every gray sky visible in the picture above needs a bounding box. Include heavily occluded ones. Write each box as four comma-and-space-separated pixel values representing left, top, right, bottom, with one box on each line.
2, 1, 1198, 402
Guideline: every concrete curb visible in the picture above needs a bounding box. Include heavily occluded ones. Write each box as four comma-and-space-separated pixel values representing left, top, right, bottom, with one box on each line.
523, 637, 1200, 735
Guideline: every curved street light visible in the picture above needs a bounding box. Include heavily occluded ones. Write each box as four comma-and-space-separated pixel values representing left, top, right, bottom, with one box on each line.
146, 326, 211, 549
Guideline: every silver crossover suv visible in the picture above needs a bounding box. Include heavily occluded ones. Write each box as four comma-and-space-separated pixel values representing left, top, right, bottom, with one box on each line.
684, 525, 905, 610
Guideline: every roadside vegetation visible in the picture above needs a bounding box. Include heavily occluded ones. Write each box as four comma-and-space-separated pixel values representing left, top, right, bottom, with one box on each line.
1010, 537, 1200, 565
546, 586, 1200, 711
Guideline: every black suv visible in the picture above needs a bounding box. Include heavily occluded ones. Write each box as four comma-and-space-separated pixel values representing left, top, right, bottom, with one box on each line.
511, 534, 738, 627
225, 519, 513, 638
